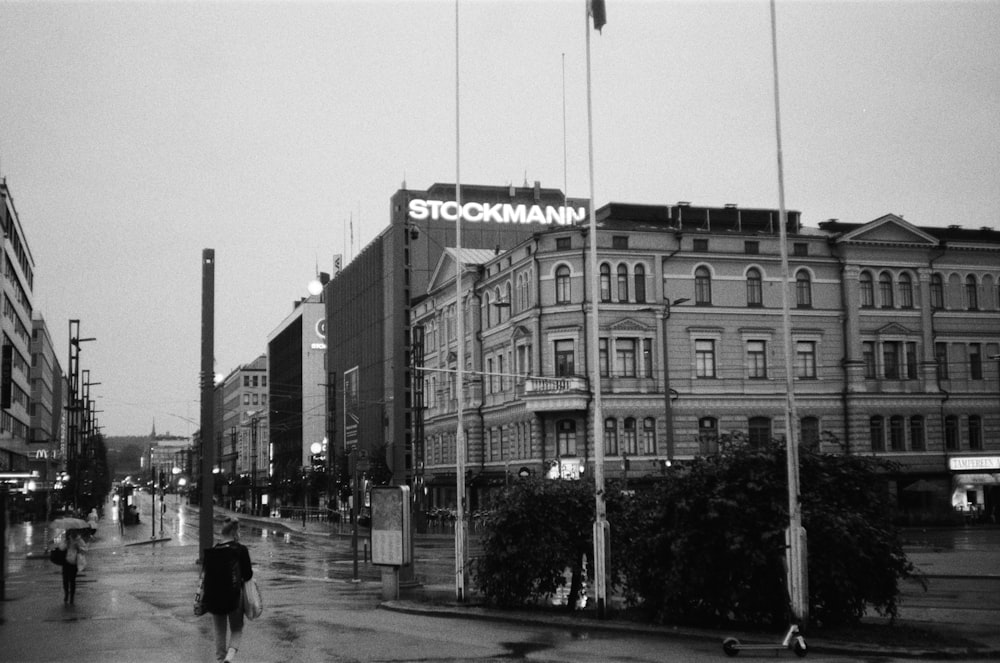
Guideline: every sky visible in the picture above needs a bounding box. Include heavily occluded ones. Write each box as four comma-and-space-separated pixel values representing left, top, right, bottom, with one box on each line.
0, 0, 997, 438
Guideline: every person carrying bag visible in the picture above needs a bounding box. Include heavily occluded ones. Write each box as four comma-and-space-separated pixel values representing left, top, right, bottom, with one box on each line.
199, 517, 254, 663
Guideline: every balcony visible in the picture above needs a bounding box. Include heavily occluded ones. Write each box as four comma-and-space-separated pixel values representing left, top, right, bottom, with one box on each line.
521, 376, 590, 412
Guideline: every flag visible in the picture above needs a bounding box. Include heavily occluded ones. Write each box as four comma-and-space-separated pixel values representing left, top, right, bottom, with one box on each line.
590, 0, 606, 32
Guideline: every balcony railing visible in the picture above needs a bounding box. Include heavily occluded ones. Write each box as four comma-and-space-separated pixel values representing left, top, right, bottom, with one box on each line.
521, 375, 590, 412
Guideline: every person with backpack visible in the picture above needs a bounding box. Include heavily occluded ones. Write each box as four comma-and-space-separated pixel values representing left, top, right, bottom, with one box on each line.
203, 516, 253, 663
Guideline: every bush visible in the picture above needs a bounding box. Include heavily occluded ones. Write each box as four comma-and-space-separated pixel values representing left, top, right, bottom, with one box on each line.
611, 435, 920, 627
472, 477, 593, 608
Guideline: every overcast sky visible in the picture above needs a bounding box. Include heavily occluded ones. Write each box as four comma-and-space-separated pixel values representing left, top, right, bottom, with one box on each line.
1, 0, 997, 437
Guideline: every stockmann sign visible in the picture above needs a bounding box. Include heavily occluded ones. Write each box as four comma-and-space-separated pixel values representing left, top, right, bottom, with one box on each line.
408, 199, 586, 226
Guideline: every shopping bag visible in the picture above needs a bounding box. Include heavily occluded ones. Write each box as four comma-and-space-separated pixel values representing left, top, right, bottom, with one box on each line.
194, 572, 206, 616
242, 578, 262, 620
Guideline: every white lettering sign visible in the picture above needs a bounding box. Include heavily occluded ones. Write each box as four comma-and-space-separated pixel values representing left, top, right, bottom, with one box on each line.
408, 199, 586, 226
949, 456, 1000, 471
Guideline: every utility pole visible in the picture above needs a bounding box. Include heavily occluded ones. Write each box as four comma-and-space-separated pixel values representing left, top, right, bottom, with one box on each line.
199, 249, 216, 561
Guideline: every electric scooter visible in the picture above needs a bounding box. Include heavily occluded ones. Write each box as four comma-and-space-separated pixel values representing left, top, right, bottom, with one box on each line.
722, 623, 807, 657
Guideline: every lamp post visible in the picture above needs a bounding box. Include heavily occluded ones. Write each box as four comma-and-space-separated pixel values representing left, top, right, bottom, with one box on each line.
643, 297, 689, 463
67, 320, 96, 511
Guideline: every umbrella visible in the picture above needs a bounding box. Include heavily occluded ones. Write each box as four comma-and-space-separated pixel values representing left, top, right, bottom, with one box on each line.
51, 517, 90, 530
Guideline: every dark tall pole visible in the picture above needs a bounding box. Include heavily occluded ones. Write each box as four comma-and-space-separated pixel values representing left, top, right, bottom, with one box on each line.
199, 249, 216, 560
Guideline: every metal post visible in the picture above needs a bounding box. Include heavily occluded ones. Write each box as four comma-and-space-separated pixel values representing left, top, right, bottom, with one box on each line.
199, 249, 216, 561
660, 298, 689, 462
150, 448, 156, 539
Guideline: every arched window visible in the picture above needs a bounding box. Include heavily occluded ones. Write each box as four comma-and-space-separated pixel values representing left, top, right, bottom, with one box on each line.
623, 417, 637, 454
746, 268, 763, 306
860, 271, 874, 308
748, 416, 771, 448
642, 417, 656, 455
910, 415, 925, 451
944, 415, 959, 450
965, 275, 979, 310
555, 265, 571, 303
800, 416, 820, 451
503, 282, 512, 321
870, 415, 885, 452
930, 273, 944, 309
795, 270, 812, 308
879, 272, 894, 308
557, 419, 576, 456
890, 415, 905, 451
699, 417, 719, 454
483, 291, 492, 328
599, 263, 611, 302
617, 264, 629, 301
695, 266, 712, 304
604, 417, 618, 455
634, 264, 646, 303
898, 272, 914, 309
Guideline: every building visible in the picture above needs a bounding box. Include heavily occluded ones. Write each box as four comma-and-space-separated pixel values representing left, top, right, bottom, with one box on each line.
0, 179, 37, 477
219, 354, 269, 513
324, 181, 587, 504
411, 202, 1000, 522
267, 290, 327, 512
25, 313, 65, 519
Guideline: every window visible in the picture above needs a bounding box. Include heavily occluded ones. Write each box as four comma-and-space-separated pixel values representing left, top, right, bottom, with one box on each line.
599, 264, 612, 302
483, 292, 492, 328
642, 339, 653, 377
244, 376, 251, 387
699, 417, 718, 454
604, 417, 618, 455
969, 415, 982, 450
243, 394, 250, 405
598, 338, 609, 377
944, 415, 959, 451
930, 273, 944, 309
744, 241, 759, 254
693, 238, 709, 252
890, 415, 905, 451
486, 357, 495, 394
556, 237, 571, 251
617, 264, 629, 301
898, 341, 915, 379
695, 340, 716, 377
554, 340, 575, 376
870, 416, 885, 452
616, 338, 637, 377
642, 417, 656, 455
634, 264, 646, 303
623, 418, 637, 454
800, 416, 820, 451
935, 342, 949, 379
746, 268, 763, 307
898, 273, 914, 309
748, 417, 771, 447
793, 242, 808, 256
970, 343, 983, 380
503, 283, 512, 321
796, 341, 817, 378
965, 275, 979, 310
747, 340, 767, 379
555, 265, 571, 303
883, 342, 901, 379
795, 270, 812, 308
557, 419, 576, 456
910, 416, 925, 451
860, 271, 874, 308
612, 235, 628, 249
879, 272, 894, 308
695, 266, 712, 304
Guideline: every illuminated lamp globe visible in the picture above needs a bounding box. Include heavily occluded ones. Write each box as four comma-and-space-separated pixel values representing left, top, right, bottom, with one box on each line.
310, 442, 323, 455
307, 279, 323, 296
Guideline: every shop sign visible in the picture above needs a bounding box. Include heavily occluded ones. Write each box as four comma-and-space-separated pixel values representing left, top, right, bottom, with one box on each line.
949, 456, 1000, 471
408, 199, 586, 226
954, 473, 1000, 485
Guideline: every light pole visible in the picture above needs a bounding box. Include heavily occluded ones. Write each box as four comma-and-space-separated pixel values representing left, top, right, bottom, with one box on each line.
643, 297, 689, 463
67, 320, 95, 510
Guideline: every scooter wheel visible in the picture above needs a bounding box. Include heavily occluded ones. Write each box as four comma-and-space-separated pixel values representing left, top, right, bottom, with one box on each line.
722, 637, 740, 657
792, 636, 808, 657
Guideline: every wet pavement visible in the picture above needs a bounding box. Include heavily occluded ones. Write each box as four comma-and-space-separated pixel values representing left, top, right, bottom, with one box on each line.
2, 497, 998, 662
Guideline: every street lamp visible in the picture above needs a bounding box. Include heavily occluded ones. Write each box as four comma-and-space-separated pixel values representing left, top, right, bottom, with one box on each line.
642, 297, 689, 463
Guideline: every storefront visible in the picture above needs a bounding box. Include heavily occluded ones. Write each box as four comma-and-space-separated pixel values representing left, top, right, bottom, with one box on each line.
949, 455, 1000, 523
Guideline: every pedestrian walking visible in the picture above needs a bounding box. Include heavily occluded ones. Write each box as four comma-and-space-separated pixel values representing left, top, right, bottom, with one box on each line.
60, 529, 88, 604
202, 516, 253, 663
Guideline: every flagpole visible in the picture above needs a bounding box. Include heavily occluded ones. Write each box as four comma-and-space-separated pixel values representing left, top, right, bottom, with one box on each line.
769, 0, 807, 626
453, 0, 469, 603
585, 0, 608, 620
